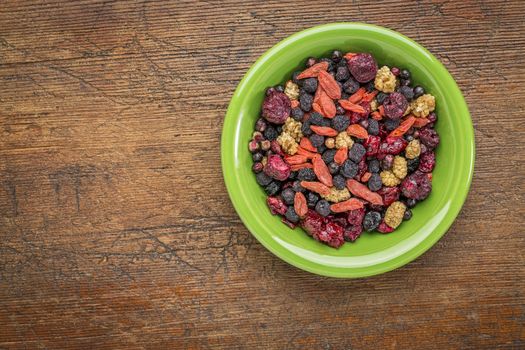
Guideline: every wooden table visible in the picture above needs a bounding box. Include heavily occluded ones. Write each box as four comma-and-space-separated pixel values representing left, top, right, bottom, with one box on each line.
1, 1, 523, 349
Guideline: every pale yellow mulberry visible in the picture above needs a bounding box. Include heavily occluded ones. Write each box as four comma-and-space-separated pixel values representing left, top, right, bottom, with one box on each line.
277, 132, 298, 155
384, 201, 406, 229
282, 117, 302, 142
392, 156, 408, 180
321, 187, 351, 203
374, 66, 397, 93
405, 140, 421, 159
284, 80, 300, 100
335, 131, 354, 149
410, 94, 435, 118
380, 170, 401, 186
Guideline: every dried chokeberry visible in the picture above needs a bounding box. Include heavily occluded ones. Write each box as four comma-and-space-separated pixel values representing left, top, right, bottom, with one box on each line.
348, 143, 366, 163
302, 78, 318, 94
285, 207, 300, 223
368, 159, 380, 173
265, 181, 281, 196
368, 173, 382, 192
281, 188, 295, 205
363, 211, 381, 232
331, 115, 350, 132
333, 175, 346, 190
315, 200, 331, 217
291, 108, 304, 121
367, 118, 379, 136
322, 149, 337, 164
297, 168, 316, 181
299, 92, 313, 112
341, 160, 359, 178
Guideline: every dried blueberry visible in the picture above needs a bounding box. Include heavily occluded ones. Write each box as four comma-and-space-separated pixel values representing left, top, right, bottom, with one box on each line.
413, 85, 425, 98
399, 69, 411, 80
368, 173, 382, 192
398, 85, 414, 101
263, 125, 278, 141
367, 118, 379, 136
256, 172, 272, 186
302, 78, 318, 94
383, 92, 408, 119
299, 92, 313, 112
335, 66, 350, 81
363, 211, 381, 232
307, 192, 320, 208
281, 188, 295, 205
341, 159, 359, 178
315, 200, 331, 217
333, 175, 346, 190
301, 121, 313, 136
322, 149, 337, 164
328, 162, 340, 175
348, 143, 366, 163
292, 71, 303, 85
332, 50, 343, 62
320, 58, 335, 72
336, 104, 346, 114
317, 144, 327, 154
347, 53, 378, 83
285, 207, 300, 223
291, 108, 304, 121
289, 171, 297, 180
343, 78, 360, 94
292, 180, 305, 192
405, 198, 417, 208
376, 92, 388, 105
403, 209, 412, 221
265, 181, 281, 196
384, 117, 400, 131
309, 112, 324, 125
400, 78, 411, 86
297, 168, 316, 181
365, 81, 375, 92
309, 134, 325, 148
331, 115, 350, 132
368, 159, 380, 173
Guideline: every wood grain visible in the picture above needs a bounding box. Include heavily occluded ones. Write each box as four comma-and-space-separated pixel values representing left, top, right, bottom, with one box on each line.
1, 0, 524, 349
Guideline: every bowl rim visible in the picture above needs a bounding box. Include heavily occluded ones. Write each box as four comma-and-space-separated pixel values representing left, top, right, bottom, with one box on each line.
221, 22, 475, 278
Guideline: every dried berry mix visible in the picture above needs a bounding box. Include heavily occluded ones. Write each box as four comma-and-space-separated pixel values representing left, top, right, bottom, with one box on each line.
249, 50, 439, 248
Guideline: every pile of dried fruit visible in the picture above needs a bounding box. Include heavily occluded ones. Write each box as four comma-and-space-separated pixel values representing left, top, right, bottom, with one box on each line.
249, 50, 439, 248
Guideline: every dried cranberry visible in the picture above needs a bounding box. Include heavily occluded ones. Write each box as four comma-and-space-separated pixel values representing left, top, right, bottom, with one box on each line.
401, 171, 432, 200
378, 137, 408, 158
262, 91, 291, 124
357, 159, 368, 179
377, 186, 400, 206
377, 221, 394, 233
347, 208, 365, 226
344, 225, 363, 242
267, 196, 287, 215
419, 128, 440, 150
347, 53, 378, 83
300, 210, 344, 248
264, 154, 291, 181
381, 154, 394, 170
364, 135, 381, 156
301, 210, 324, 236
418, 151, 436, 173
382, 92, 408, 119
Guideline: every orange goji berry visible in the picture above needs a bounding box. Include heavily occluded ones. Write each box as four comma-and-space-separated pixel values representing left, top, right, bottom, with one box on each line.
312, 155, 333, 187
317, 70, 341, 100
344, 52, 357, 60
388, 116, 416, 138
290, 163, 313, 171
361, 90, 378, 102
294, 192, 308, 217
349, 87, 366, 104
346, 124, 369, 139
346, 179, 383, 205
361, 172, 372, 182
378, 105, 385, 116
297, 62, 329, 79
371, 111, 383, 120
300, 137, 317, 152
310, 125, 338, 137
330, 198, 364, 213
296, 147, 318, 159
413, 117, 431, 128
284, 154, 308, 165
300, 181, 331, 196
318, 90, 336, 118
334, 147, 348, 165
339, 99, 366, 114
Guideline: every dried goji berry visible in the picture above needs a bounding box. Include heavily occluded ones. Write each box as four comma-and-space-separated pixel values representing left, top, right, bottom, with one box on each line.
317, 70, 341, 100
312, 155, 333, 187
346, 124, 369, 139
361, 171, 372, 182
300, 137, 317, 152
300, 181, 331, 196
339, 99, 366, 114
344, 52, 357, 60
319, 89, 336, 118
285, 154, 308, 165
334, 147, 348, 165
330, 198, 364, 213
312, 102, 323, 115
296, 147, 318, 159
378, 105, 385, 116
413, 117, 431, 128
297, 61, 329, 79
361, 90, 378, 102
349, 87, 366, 104
291, 163, 313, 171
371, 111, 382, 120
310, 125, 338, 137
388, 116, 416, 138
346, 179, 384, 205
294, 192, 308, 217
290, 99, 299, 108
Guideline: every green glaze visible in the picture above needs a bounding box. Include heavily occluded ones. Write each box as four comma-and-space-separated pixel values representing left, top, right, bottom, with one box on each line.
221, 23, 475, 278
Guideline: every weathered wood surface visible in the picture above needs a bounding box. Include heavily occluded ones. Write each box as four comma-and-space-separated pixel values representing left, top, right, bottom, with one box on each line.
0, 0, 524, 349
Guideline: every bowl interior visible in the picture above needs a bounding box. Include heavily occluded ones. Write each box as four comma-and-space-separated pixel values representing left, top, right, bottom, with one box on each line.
222, 23, 474, 277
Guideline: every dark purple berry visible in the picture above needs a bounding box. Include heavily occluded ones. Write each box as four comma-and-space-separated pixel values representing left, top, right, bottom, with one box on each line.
384, 117, 400, 131
252, 152, 263, 162
264, 154, 290, 181
335, 66, 350, 81
401, 172, 432, 200
405, 198, 417, 208
359, 118, 369, 129
367, 173, 382, 192
403, 209, 412, 221
332, 50, 343, 62
291, 108, 304, 121
281, 188, 295, 205
368, 159, 380, 173
383, 92, 408, 119
367, 118, 379, 136
343, 78, 360, 94
363, 211, 381, 232
413, 86, 425, 98
255, 118, 267, 132
309, 112, 324, 125
400, 78, 411, 86
307, 192, 320, 208
265, 181, 281, 196
292, 71, 303, 85
297, 168, 316, 181
328, 162, 340, 175
427, 112, 437, 123
419, 128, 440, 150
376, 92, 388, 104
333, 175, 346, 190
275, 85, 284, 92
348, 143, 366, 163
331, 115, 350, 132
336, 105, 346, 115
252, 162, 264, 173
267, 196, 287, 215
263, 125, 278, 141
407, 157, 420, 173
285, 207, 300, 223
418, 151, 436, 173
398, 85, 414, 101
256, 171, 272, 186
299, 92, 313, 112
381, 154, 394, 170
309, 134, 324, 148
302, 78, 318, 94
341, 160, 359, 178
301, 121, 313, 136
391, 67, 400, 76
399, 69, 411, 80
347, 53, 378, 83
321, 149, 337, 164
262, 91, 290, 124
292, 180, 305, 192
315, 200, 331, 217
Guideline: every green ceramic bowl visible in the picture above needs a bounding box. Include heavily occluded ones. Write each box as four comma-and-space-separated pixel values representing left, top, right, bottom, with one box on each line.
221, 23, 474, 278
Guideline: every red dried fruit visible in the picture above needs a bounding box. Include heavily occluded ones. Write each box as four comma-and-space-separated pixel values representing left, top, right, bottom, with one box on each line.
312, 155, 333, 187
300, 137, 317, 152
377, 221, 394, 233
361, 172, 372, 182
290, 99, 300, 109
347, 207, 366, 226
310, 125, 338, 137
297, 61, 329, 79
346, 124, 369, 139
361, 90, 378, 102
300, 209, 324, 237
401, 171, 432, 200
264, 154, 291, 181
371, 111, 382, 120
344, 224, 363, 242
285, 154, 308, 165
267, 196, 287, 215
339, 99, 366, 113
357, 158, 368, 179
349, 87, 366, 103
383, 92, 408, 119
262, 91, 291, 124
318, 70, 341, 99
334, 147, 348, 165
270, 140, 284, 155
296, 147, 318, 159
418, 151, 436, 173
418, 128, 440, 150
294, 192, 308, 217
388, 116, 416, 138
330, 198, 364, 213
312, 102, 323, 115
347, 53, 378, 83
377, 186, 400, 206
300, 210, 345, 248
346, 179, 384, 205
364, 135, 381, 156
378, 137, 408, 158
290, 163, 313, 171
300, 181, 331, 196
318, 89, 336, 118
344, 52, 357, 60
